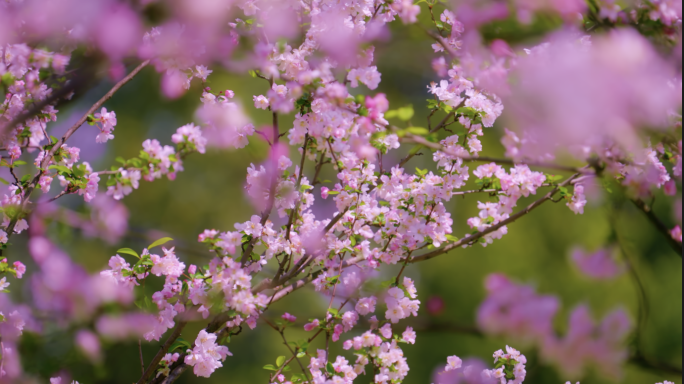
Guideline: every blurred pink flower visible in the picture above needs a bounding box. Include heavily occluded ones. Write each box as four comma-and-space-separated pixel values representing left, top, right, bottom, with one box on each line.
505, 29, 681, 161
431, 358, 488, 384
94, 4, 142, 60
426, 296, 445, 316
570, 247, 625, 280
543, 305, 632, 380
75, 330, 102, 363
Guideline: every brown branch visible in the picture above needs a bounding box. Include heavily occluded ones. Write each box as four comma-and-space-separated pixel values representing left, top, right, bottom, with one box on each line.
286, 135, 310, 241
400, 133, 590, 174
46, 189, 72, 203
631, 198, 682, 256
137, 321, 187, 384
312, 149, 328, 186
400, 110, 458, 168
159, 364, 189, 384
410, 171, 583, 264
139, 339, 145, 375
4, 60, 150, 241
0, 78, 84, 137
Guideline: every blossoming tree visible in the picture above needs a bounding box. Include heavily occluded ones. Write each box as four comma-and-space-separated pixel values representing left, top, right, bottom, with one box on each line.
0, 0, 681, 383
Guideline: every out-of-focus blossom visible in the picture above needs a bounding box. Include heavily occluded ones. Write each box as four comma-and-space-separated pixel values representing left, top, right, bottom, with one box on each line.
505, 29, 681, 162
570, 247, 625, 280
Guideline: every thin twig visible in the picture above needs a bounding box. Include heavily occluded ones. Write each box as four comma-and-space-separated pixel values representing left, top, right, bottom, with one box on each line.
631, 198, 682, 256
46, 189, 71, 203
139, 339, 145, 375
410, 171, 584, 263
137, 321, 187, 384
4, 60, 150, 242
400, 133, 590, 174
0, 78, 84, 137
286, 135, 310, 241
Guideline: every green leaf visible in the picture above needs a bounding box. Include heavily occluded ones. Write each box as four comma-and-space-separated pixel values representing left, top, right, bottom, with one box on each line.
48, 165, 72, 174
263, 364, 278, 371
12, 160, 27, 166
328, 308, 339, 317
406, 127, 429, 136
117, 248, 140, 259
326, 362, 335, 375
148, 237, 174, 250
276, 356, 287, 367
0, 178, 8, 185
446, 234, 460, 242
384, 110, 398, 119
169, 338, 193, 352
397, 105, 415, 121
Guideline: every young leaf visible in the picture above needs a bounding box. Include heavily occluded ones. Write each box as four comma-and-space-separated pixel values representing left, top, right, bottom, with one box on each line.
276, 355, 287, 367
117, 248, 140, 259
406, 127, 429, 136
148, 237, 174, 250
397, 105, 415, 121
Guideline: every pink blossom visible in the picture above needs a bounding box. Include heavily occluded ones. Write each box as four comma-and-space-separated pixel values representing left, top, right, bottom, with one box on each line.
75, 330, 102, 363
254, 95, 270, 110
571, 247, 625, 280
445, 355, 462, 371
12, 262, 25, 279
355, 296, 377, 316
184, 330, 232, 378
304, 319, 320, 332
402, 327, 416, 344
391, 0, 421, 24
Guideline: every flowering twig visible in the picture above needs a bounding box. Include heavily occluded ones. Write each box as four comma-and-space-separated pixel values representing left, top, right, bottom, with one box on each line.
400, 132, 591, 174
410, 171, 584, 263
264, 320, 311, 382
137, 321, 187, 384
4, 60, 150, 242
0, 76, 84, 137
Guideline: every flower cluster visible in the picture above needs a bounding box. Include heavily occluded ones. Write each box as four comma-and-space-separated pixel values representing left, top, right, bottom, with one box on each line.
478, 274, 633, 379
184, 330, 232, 378
104, 123, 207, 200
438, 346, 528, 384
92, 108, 117, 144
570, 247, 625, 280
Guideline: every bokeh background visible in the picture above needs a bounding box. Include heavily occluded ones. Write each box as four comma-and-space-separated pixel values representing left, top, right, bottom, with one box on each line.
3, 8, 682, 384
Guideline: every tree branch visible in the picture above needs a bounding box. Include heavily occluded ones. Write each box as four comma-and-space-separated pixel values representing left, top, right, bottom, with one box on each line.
400, 133, 590, 174
410, 171, 583, 263
631, 198, 682, 256
0, 77, 84, 137
137, 321, 187, 384
4, 60, 150, 241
